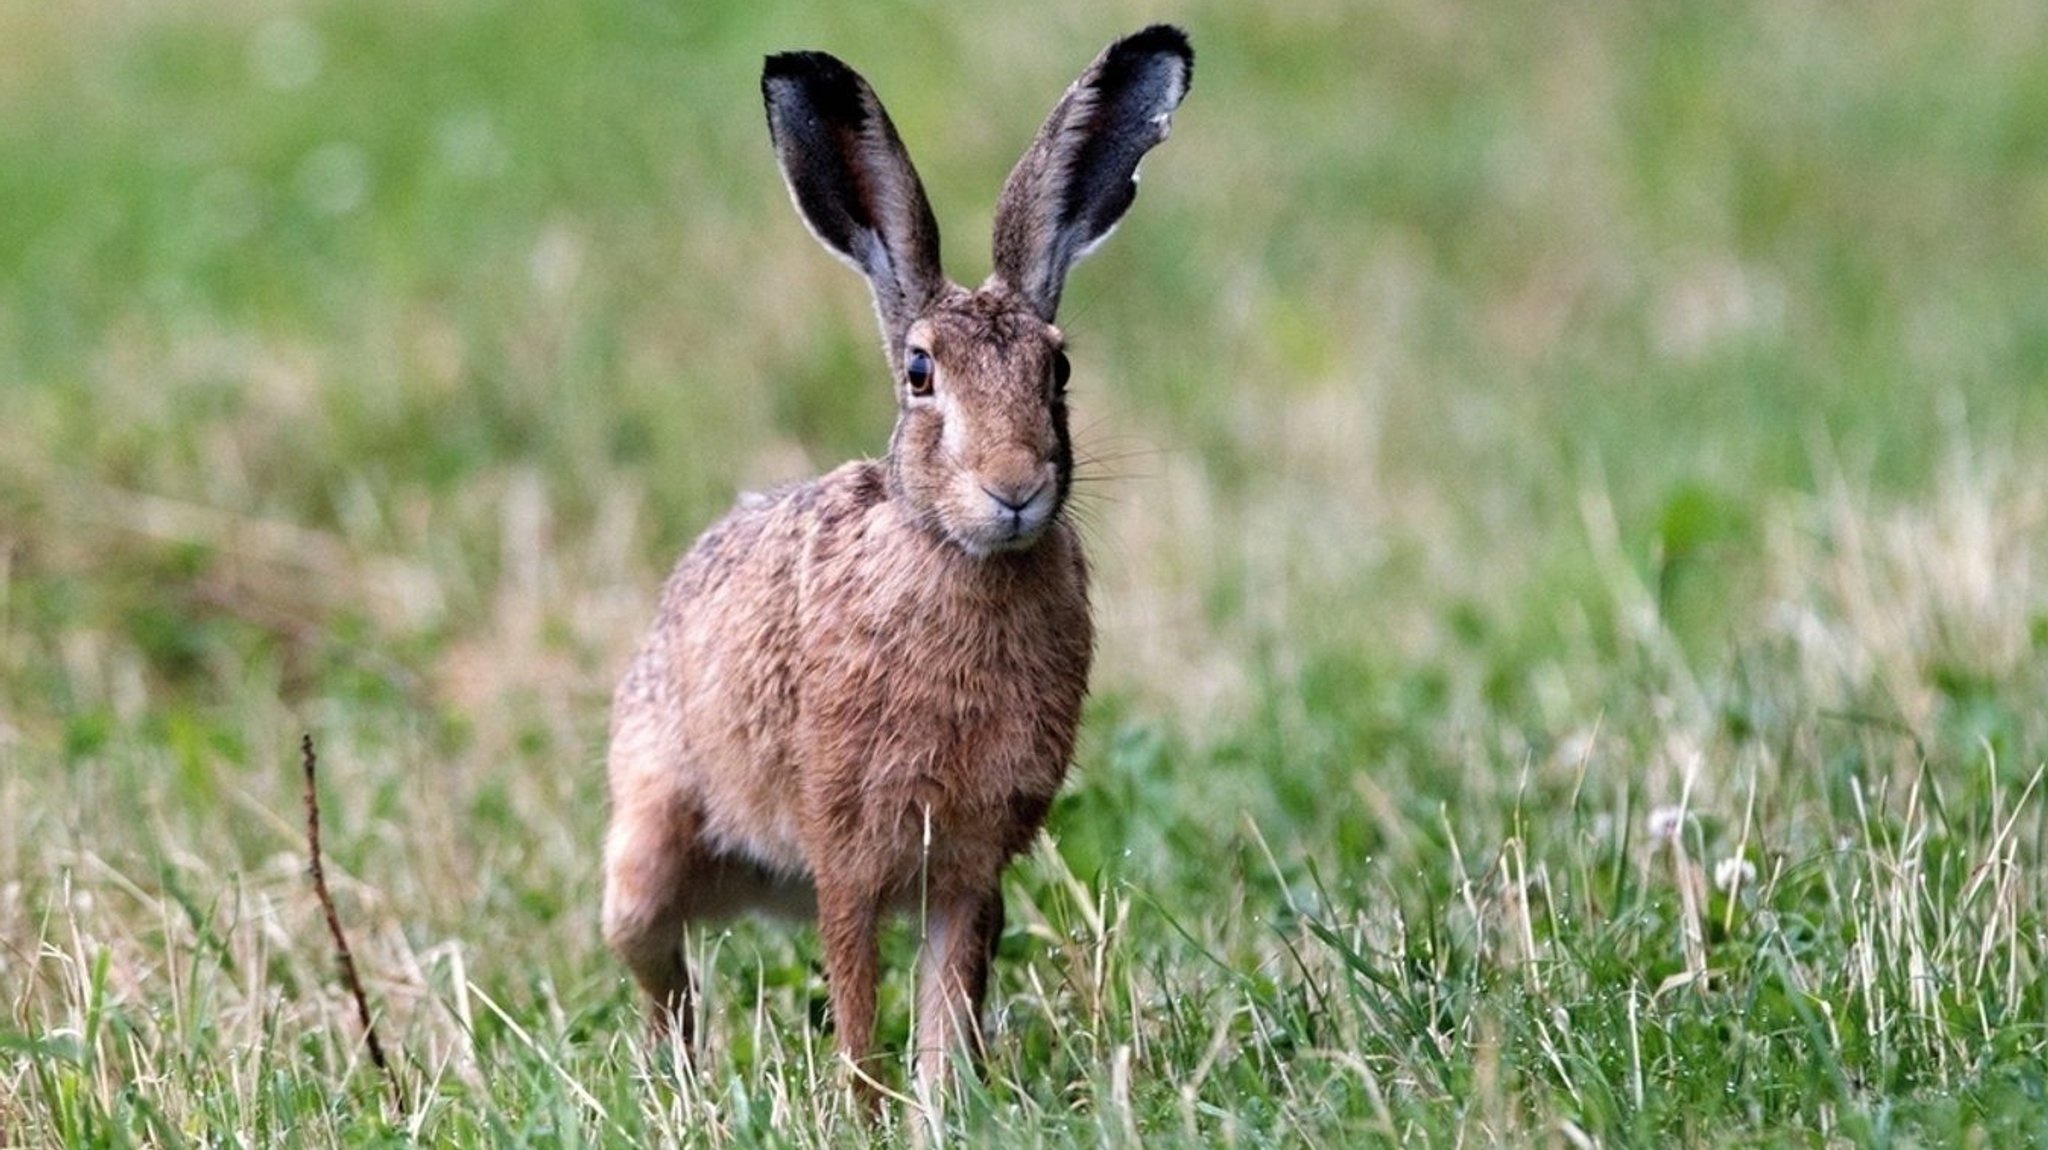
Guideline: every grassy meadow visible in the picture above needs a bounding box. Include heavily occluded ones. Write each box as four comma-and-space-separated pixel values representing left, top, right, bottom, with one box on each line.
6, 0, 2048, 1144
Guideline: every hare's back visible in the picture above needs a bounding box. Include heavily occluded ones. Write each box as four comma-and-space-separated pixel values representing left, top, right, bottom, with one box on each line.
609, 478, 823, 875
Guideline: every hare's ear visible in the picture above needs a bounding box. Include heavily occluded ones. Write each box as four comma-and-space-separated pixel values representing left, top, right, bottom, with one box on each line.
763, 52, 944, 359
990, 25, 1193, 322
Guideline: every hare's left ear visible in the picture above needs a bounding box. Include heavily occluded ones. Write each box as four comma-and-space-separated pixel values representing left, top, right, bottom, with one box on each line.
990, 25, 1193, 322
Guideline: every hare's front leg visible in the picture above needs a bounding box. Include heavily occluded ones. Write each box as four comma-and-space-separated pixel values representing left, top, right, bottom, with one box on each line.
816, 881, 884, 1103
912, 889, 1004, 1101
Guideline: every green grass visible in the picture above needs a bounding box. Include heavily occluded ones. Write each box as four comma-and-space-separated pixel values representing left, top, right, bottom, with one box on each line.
6, 0, 2048, 1145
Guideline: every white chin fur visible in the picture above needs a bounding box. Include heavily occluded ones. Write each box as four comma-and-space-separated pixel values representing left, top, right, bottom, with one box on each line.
949, 516, 1050, 558
941, 476, 1057, 557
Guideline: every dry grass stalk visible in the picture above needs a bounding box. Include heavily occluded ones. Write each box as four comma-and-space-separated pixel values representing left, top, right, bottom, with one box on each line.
301, 732, 404, 1114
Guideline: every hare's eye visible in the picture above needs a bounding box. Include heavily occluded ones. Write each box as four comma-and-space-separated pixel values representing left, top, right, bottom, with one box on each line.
906, 348, 935, 397
1051, 350, 1072, 394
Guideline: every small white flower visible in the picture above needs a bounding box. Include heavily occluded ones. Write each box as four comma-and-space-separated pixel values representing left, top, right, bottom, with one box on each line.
1713, 856, 1756, 892
1646, 805, 1686, 843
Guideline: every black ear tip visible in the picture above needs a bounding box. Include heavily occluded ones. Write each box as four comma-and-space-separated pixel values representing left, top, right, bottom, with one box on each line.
1117, 24, 1194, 69
1097, 25, 1193, 98
761, 50, 872, 125
762, 50, 851, 85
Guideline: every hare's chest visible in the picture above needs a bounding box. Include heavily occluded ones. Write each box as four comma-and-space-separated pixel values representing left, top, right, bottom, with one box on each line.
793, 531, 1091, 872
798, 580, 1088, 770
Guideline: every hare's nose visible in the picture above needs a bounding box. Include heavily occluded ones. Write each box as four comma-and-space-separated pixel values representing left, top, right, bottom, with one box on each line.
982, 480, 1048, 513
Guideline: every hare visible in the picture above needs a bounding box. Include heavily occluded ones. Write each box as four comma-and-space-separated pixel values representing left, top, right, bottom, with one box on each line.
601, 25, 1192, 1099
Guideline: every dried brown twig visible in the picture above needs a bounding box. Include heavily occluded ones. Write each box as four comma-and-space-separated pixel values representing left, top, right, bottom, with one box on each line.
302, 733, 404, 1113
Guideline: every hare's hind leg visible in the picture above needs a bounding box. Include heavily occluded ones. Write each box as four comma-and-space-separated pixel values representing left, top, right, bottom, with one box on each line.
602, 742, 704, 1049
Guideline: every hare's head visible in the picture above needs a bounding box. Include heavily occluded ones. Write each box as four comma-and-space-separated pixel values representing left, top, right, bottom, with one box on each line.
762, 27, 1192, 557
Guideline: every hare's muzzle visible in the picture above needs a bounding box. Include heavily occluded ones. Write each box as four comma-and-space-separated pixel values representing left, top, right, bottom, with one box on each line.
969, 458, 1059, 552
985, 476, 1052, 531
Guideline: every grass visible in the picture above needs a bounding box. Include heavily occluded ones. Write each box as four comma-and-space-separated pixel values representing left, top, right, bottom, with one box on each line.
4, 0, 2048, 1145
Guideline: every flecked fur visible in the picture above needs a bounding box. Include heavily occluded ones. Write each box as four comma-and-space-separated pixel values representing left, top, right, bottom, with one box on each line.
602, 25, 1192, 1105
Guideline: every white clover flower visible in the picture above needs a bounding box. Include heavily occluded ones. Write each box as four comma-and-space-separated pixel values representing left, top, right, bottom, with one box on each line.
1713, 856, 1756, 892
1646, 805, 1686, 843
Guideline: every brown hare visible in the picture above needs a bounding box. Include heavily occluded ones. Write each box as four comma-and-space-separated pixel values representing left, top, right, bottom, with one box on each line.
602, 25, 1193, 1099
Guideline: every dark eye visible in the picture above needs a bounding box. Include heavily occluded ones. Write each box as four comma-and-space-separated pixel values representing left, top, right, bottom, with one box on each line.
1051, 350, 1071, 394
906, 348, 935, 397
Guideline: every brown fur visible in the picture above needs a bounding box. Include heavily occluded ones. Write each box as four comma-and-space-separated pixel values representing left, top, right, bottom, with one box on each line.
602, 26, 1191, 1106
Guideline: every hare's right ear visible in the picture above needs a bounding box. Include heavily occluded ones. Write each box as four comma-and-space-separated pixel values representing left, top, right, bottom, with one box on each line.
763, 52, 944, 366
990, 25, 1193, 322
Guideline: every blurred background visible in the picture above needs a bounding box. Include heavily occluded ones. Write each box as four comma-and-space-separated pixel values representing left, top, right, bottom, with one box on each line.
4, 0, 2047, 1137
9, 0, 2046, 810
